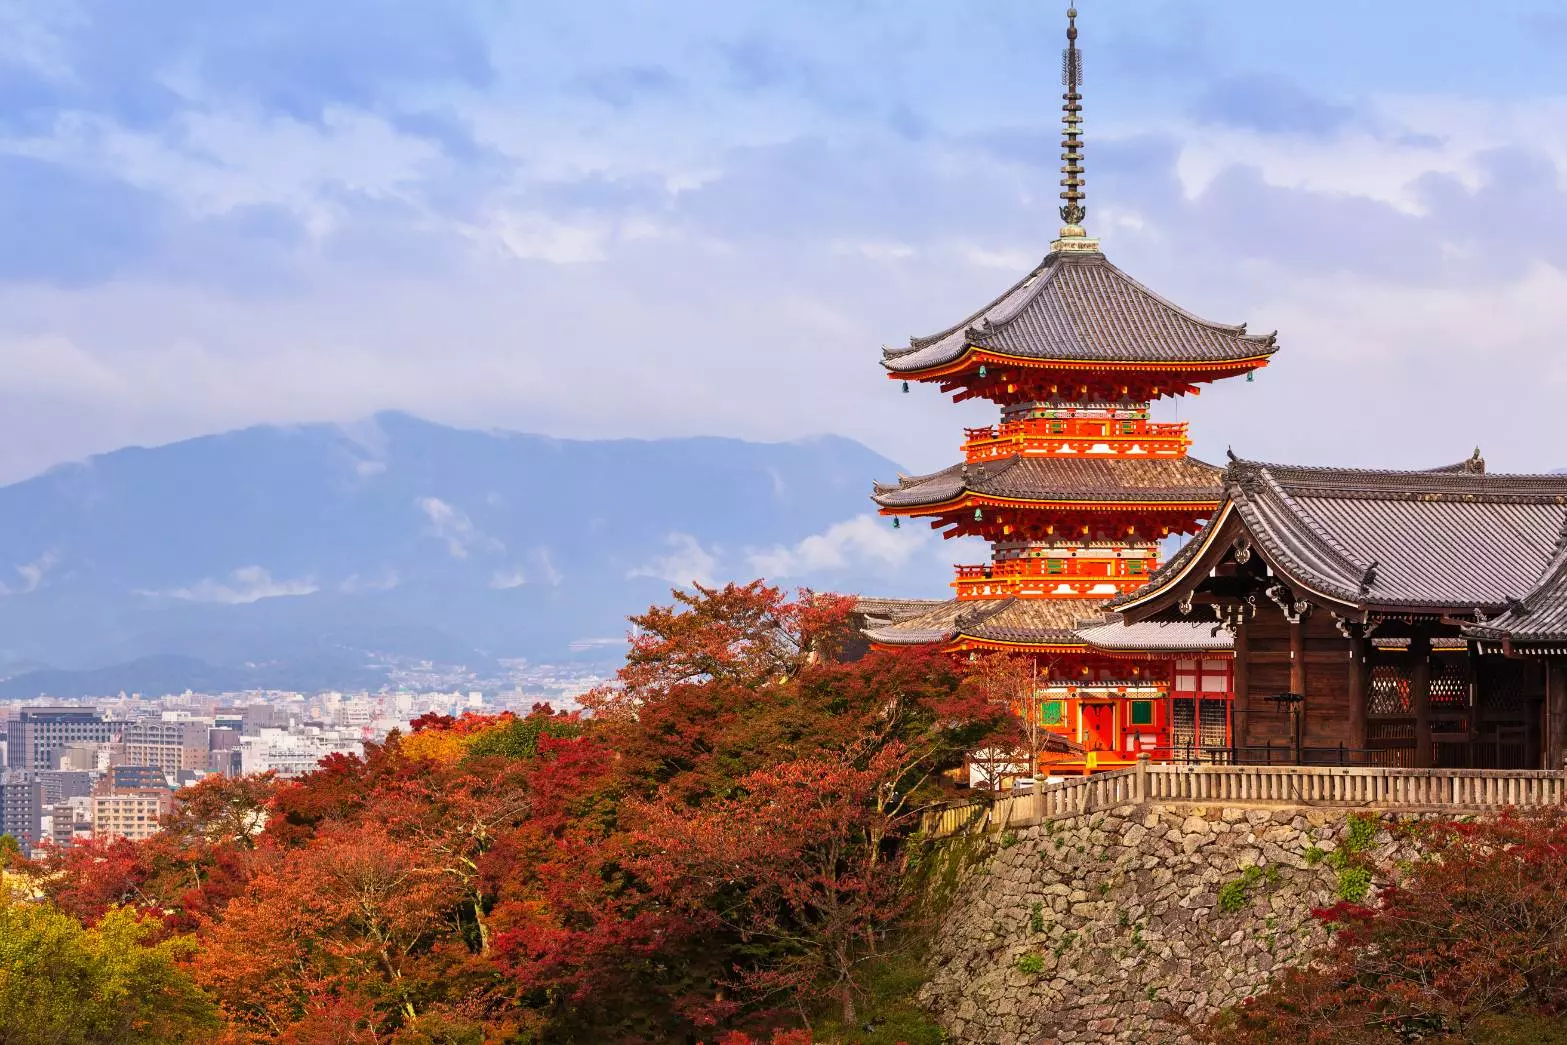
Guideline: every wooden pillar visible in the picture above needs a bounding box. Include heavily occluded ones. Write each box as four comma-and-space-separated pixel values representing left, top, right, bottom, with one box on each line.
1348, 629, 1369, 752
1289, 615, 1306, 762
1411, 630, 1433, 769
1233, 614, 1249, 754
1547, 660, 1567, 771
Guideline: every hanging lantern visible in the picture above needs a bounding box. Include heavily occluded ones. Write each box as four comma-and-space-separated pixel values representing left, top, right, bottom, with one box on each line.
892, 517, 901, 529
978, 365, 988, 379
901, 381, 910, 393
1247, 371, 1255, 383
973, 507, 984, 521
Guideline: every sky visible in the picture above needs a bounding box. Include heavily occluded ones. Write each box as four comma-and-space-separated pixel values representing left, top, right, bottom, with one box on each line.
2, 0, 1567, 486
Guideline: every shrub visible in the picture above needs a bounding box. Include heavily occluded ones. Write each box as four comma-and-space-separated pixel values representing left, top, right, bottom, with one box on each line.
1207, 809, 1567, 1043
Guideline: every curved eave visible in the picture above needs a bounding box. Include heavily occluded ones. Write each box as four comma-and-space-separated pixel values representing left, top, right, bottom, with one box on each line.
947, 636, 1089, 654
884, 346, 1277, 382
873, 491, 1222, 516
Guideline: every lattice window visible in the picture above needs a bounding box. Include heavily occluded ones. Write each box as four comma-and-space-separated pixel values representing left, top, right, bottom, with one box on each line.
1199, 700, 1228, 748
1369, 665, 1411, 716
1480, 660, 1534, 717
1130, 700, 1154, 726
1430, 661, 1469, 709
1041, 700, 1064, 726
1171, 697, 1195, 750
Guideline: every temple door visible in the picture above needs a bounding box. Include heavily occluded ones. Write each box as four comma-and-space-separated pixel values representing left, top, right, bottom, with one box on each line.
1081, 703, 1115, 752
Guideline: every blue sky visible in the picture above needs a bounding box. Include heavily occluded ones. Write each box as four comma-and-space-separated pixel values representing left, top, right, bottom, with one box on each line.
2, 0, 1567, 489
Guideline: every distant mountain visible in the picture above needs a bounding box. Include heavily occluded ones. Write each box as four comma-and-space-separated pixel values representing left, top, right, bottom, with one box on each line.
0, 413, 940, 692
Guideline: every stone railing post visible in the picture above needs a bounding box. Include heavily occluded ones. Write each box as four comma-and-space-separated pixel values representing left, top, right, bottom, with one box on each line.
1135, 752, 1150, 805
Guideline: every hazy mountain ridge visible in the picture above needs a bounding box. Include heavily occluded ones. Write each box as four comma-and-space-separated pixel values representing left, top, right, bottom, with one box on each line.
0, 413, 938, 692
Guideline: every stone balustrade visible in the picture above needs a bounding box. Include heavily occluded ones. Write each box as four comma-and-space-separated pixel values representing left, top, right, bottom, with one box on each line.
922, 756, 1567, 839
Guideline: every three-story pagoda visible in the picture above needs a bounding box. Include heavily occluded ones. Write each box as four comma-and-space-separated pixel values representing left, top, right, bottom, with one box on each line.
865, 8, 1279, 775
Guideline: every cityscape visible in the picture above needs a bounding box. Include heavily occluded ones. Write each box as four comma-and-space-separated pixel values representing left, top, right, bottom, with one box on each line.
0, 664, 606, 854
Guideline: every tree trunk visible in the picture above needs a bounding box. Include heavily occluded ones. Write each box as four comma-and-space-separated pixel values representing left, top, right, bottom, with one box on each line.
840, 980, 856, 1025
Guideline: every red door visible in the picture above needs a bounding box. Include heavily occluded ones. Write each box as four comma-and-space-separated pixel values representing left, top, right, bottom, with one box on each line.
1081, 703, 1115, 752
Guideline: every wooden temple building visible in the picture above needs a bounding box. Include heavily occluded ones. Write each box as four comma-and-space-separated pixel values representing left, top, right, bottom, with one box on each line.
861, 9, 1278, 775
1111, 457, 1567, 770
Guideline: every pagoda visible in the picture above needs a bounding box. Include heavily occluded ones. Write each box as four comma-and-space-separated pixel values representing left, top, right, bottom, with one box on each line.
865, 8, 1279, 775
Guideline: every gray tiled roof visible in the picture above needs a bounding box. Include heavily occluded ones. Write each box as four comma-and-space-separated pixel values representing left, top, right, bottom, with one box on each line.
872, 454, 1223, 509
1118, 456, 1567, 615
1077, 619, 1234, 654
883, 249, 1278, 374
1468, 521, 1567, 643
863, 596, 1108, 646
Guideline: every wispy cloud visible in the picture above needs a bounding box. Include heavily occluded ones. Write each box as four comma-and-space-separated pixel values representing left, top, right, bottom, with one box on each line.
418, 496, 502, 559
148, 565, 318, 604
628, 532, 719, 587
0, 550, 60, 595
747, 514, 929, 578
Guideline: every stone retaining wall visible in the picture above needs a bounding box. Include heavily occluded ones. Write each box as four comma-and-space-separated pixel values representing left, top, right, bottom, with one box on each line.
918, 803, 1422, 1044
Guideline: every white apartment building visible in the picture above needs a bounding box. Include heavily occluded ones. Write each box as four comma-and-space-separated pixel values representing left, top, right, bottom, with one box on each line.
239, 727, 363, 778
91, 791, 171, 842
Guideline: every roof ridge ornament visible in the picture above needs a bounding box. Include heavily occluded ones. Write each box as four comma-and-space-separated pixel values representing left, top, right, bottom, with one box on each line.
1051, 7, 1101, 255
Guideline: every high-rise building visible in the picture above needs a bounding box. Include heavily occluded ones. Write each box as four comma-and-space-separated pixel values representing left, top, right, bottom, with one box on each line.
864, 9, 1278, 775
0, 772, 44, 849
5, 707, 113, 771
116, 719, 213, 774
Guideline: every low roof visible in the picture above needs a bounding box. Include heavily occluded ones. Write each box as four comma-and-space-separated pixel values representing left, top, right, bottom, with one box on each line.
1115, 455, 1567, 618
864, 596, 1105, 647
1076, 619, 1234, 655
882, 249, 1277, 375
872, 454, 1223, 511
1468, 524, 1567, 644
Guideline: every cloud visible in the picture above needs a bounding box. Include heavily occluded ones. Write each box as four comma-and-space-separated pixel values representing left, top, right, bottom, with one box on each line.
338, 570, 399, 593
747, 514, 930, 579
0, 549, 59, 595
1190, 73, 1355, 137
489, 568, 527, 589
0, 0, 1565, 490
628, 533, 719, 587
152, 565, 317, 604
418, 496, 502, 559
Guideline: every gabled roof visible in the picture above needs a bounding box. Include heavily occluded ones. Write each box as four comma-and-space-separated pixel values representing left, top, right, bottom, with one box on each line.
872, 454, 1223, 510
882, 249, 1278, 375
1115, 455, 1567, 618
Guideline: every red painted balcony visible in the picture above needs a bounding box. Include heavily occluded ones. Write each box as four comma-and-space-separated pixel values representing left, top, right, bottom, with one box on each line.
963, 417, 1190, 462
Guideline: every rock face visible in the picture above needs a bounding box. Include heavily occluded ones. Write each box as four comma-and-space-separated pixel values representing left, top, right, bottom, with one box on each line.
919, 804, 1417, 1044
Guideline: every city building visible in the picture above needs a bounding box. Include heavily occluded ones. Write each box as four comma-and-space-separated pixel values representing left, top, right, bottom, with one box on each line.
91, 790, 172, 842
862, 9, 1274, 775
0, 772, 44, 850
5, 707, 113, 771
116, 718, 214, 774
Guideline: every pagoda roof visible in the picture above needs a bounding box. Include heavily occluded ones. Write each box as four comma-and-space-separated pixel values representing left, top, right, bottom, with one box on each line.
882, 249, 1278, 376
872, 454, 1223, 511
1115, 454, 1567, 619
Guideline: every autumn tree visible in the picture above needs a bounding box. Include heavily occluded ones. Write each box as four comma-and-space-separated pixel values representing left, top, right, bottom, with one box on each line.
0, 897, 218, 1044
635, 749, 923, 1027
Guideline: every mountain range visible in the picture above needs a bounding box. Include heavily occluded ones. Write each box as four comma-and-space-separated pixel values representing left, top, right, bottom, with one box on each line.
0, 413, 951, 695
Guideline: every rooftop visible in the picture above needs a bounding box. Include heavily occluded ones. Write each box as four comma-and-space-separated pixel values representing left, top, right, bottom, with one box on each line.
882, 249, 1278, 376
1115, 454, 1567, 618
872, 454, 1223, 511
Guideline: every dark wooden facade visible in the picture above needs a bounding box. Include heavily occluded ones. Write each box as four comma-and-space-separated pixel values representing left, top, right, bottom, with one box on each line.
1114, 458, 1567, 770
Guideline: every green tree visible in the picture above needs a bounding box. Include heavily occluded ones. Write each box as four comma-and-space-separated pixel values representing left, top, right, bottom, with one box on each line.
0, 897, 218, 1044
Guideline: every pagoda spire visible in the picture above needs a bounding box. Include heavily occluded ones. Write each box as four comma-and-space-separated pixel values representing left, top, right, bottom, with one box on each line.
1053, 6, 1100, 254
